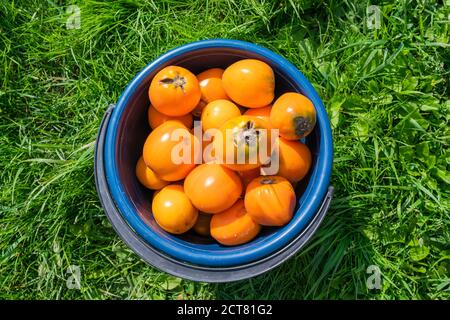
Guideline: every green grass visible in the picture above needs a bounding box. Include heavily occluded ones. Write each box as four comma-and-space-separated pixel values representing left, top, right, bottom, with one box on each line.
1, 0, 449, 299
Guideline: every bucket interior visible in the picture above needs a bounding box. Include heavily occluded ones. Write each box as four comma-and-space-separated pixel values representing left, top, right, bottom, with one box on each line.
114, 47, 319, 250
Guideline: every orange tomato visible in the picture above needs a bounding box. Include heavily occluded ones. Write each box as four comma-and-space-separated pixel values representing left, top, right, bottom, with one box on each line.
197, 68, 229, 103
184, 163, 242, 214
149, 66, 201, 116
143, 121, 200, 181
213, 115, 272, 171
201, 99, 241, 132
193, 213, 212, 236
135, 156, 168, 190
222, 59, 275, 108
210, 200, 261, 246
152, 185, 198, 234
270, 92, 316, 140
244, 176, 296, 226
276, 137, 312, 183
244, 105, 272, 122
197, 68, 223, 81
147, 105, 193, 130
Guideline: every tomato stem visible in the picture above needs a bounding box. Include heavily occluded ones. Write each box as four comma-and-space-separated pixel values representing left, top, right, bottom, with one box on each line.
159, 74, 187, 91
260, 177, 275, 184
234, 120, 260, 148
293, 116, 313, 137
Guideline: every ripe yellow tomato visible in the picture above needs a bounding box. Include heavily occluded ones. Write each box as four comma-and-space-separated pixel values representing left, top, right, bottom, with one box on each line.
143, 120, 200, 181
152, 185, 198, 234
213, 115, 272, 171
210, 200, 261, 246
197, 68, 229, 103
135, 156, 168, 190
222, 59, 275, 108
201, 99, 241, 132
270, 92, 316, 140
148, 105, 193, 130
244, 176, 296, 226
184, 163, 242, 214
276, 137, 312, 183
149, 66, 201, 116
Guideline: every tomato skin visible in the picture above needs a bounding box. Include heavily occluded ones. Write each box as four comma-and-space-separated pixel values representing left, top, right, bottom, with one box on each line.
149, 66, 201, 116
193, 213, 212, 236
222, 59, 275, 108
276, 137, 312, 183
148, 105, 193, 130
197, 68, 223, 81
201, 99, 241, 131
244, 105, 272, 122
210, 200, 261, 246
184, 163, 242, 214
213, 115, 272, 171
135, 156, 169, 190
270, 92, 316, 140
197, 68, 229, 103
152, 185, 198, 234
143, 121, 200, 181
244, 176, 296, 226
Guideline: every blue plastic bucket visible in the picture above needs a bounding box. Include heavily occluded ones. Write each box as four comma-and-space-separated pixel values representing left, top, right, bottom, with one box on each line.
95, 39, 333, 282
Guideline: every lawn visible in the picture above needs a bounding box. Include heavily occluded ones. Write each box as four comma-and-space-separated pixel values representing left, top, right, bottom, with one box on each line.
0, 0, 449, 299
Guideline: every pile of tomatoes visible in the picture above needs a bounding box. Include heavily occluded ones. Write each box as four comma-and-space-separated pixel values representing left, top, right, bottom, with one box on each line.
135, 59, 316, 246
